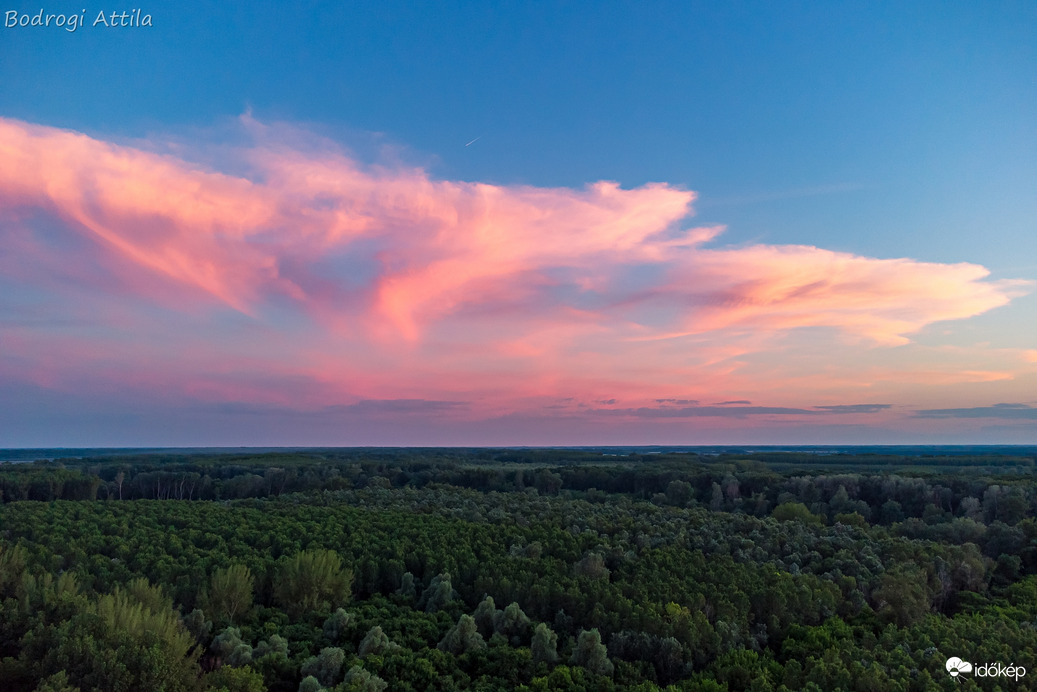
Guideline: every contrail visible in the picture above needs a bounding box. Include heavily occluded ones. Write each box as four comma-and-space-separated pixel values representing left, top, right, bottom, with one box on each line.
465, 136, 481, 147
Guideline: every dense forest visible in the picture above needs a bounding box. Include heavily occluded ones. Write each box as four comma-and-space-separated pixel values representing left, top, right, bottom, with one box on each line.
0, 448, 1035, 691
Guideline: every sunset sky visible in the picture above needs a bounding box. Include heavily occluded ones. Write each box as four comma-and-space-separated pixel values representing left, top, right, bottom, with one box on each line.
1, 1, 1035, 445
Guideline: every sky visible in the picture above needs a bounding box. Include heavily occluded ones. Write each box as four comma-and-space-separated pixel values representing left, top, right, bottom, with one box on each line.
1, 1, 1036, 446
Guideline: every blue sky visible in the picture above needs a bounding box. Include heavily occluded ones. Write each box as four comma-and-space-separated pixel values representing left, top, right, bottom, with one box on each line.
1, 1, 1035, 445
4, 2, 1034, 260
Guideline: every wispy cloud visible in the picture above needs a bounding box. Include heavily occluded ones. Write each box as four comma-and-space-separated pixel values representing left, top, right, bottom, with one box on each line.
914, 404, 1037, 420
331, 399, 468, 415
813, 404, 892, 414
0, 116, 1032, 439
600, 402, 895, 419
608, 405, 817, 418
2, 117, 1025, 346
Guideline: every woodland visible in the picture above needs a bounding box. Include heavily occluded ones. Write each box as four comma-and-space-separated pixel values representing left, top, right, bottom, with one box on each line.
0, 448, 1035, 691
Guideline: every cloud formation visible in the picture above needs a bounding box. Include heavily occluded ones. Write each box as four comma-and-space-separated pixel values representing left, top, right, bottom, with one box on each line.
0, 116, 1033, 441
915, 404, 1037, 420
814, 404, 892, 414
1, 117, 1025, 343
601, 403, 893, 419
608, 405, 817, 418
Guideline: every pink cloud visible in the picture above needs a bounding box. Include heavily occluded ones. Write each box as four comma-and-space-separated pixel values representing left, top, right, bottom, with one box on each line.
0, 116, 1031, 433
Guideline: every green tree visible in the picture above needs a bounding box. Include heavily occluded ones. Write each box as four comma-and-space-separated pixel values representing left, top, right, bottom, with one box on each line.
0, 543, 27, 596
252, 634, 288, 659
494, 602, 532, 645
873, 566, 930, 627
531, 623, 560, 665
338, 664, 388, 692
322, 608, 352, 644
570, 629, 613, 677
203, 665, 266, 692
203, 565, 254, 624
473, 595, 500, 638
34, 671, 79, 692
438, 614, 486, 655
772, 502, 822, 524
211, 626, 253, 667
395, 572, 416, 601
358, 626, 399, 657
300, 647, 345, 687
274, 550, 352, 618
23, 586, 199, 692
419, 572, 455, 613
182, 608, 213, 645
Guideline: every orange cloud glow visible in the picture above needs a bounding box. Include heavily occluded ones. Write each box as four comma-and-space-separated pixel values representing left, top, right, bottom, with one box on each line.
0, 116, 1031, 438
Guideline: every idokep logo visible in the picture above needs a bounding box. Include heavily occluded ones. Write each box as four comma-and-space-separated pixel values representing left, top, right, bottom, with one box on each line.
946, 657, 972, 677
946, 656, 1026, 682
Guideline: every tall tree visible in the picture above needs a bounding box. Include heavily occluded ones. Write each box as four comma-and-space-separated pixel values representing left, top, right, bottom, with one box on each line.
273, 550, 351, 617
203, 565, 254, 624
570, 629, 613, 677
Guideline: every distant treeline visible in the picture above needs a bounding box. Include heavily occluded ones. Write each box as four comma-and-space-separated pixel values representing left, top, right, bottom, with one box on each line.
2, 450, 1034, 530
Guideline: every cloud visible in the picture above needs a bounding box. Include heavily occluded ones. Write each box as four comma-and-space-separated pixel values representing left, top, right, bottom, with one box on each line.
914, 404, 1037, 420
645, 246, 1029, 346
1, 116, 1026, 345
607, 405, 818, 418
600, 402, 895, 419
331, 399, 468, 415
0, 115, 1032, 438
813, 404, 892, 414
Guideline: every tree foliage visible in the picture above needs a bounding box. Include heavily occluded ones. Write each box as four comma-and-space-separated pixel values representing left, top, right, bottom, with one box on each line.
274, 550, 351, 617
0, 448, 1035, 690
203, 564, 254, 624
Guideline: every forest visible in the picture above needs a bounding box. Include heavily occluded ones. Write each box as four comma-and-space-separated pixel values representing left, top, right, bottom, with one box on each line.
0, 447, 1035, 691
